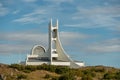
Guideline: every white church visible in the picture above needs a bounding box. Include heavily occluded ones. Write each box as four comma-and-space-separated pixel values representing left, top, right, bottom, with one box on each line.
25, 19, 85, 68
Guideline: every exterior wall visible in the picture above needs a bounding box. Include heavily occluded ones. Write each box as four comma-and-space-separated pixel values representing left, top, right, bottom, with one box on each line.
51, 62, 70, 66
26, 62, 50, 65
75, 62, 85, 67
26, 61, 70, 66
51, 54, 58, 57
27, 55, 39, 57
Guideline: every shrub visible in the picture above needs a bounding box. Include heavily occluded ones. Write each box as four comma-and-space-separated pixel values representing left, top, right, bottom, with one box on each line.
91, 72, 96, 77
94, 67, 105, 72
9, 64, 25, 71
47, 65, 56, 72
25, 65, 37, 71
59, 73, 75, 80
55, 66, 70, 74
81, 75, 92, 80
52, 77, 59, 80
115, 71, 120, 79
23, 69, 31, 73
17, 74, 27, 79
37, 64, 56, 72
10, 64, 38, 73
103, 73, 115, 79
9, 64, 71, 74
44, 74, 51, 79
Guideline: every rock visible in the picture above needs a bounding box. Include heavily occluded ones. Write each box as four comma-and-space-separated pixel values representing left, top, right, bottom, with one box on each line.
0, 74, 4, 80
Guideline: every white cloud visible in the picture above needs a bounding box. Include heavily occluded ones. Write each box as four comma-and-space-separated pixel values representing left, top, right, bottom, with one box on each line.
86, 45, 120, 53
23, 9, 46, 17
0, 31, 119, 54
13, 16, 45, 24
12, 0, 74, 24
44, 0, 73, 5
68, 5, 120, 29
64, 23, 94, 28
12, 8, 48, 24
0, 3, 2, 7
0, 32, 48, 43
0, 3, 9, 16
12, 10, 20, 14
0, 31, 90, 54
22, 0, 37, 2
103, 38, 120, 45
11, 0, 76, 25
0, 44, 31, 54
0, 31, 89, 44
84, 38, 120, 53
0, 32, 48, 54
60, 31, 89, 39
59, 31, 91, 46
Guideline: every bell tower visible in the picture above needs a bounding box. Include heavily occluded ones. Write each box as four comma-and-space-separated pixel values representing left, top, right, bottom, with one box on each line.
48, 19, 71, 63
48, 19, 84, 68
48, 19, 59, 63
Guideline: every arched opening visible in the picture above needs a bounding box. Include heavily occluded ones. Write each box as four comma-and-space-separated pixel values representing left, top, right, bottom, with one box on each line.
52, 29, 57, 38
32, 46, 45, 55
52, 40, 56, 49
52, 57, 57, 60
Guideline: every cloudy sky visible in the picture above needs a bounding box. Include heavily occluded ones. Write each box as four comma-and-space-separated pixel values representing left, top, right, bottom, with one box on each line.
0, 0, 120, 68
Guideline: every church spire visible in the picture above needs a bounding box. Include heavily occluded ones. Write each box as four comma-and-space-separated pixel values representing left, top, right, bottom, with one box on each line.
49, 18, 52, 27
56, 19, 58, 28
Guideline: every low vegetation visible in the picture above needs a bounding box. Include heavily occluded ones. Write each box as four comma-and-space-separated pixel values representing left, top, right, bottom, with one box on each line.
0, 63, 120, 80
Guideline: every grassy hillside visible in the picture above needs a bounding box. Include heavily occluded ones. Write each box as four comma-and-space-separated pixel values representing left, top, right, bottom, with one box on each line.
0, 63, 120, 80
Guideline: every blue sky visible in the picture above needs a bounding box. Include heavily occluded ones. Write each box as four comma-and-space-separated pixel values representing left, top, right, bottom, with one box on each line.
0, 0, 120, 68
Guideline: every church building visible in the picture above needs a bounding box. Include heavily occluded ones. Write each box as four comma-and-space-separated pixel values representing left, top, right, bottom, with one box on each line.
25, 19, 85, 68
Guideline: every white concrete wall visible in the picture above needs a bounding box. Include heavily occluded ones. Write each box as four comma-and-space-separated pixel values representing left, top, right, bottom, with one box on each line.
52, 62, 70, 66
75, 62, 85, 67
51, 54, 58, 57
26, 62, 50, 65
27, 55, 39, 57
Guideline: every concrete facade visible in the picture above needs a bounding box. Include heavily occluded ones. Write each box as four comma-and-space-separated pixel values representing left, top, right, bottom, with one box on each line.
25, 19, 85, 68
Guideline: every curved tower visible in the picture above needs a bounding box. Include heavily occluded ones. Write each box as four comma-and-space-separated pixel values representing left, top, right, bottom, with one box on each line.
48, 19, 84, 68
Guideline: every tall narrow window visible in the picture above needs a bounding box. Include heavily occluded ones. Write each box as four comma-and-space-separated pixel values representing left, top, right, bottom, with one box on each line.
52, 29, 57, 38
52, 40, 56, 49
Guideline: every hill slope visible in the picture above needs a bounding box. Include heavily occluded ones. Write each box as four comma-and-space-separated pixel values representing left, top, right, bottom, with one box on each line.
0, 64, 120, 80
